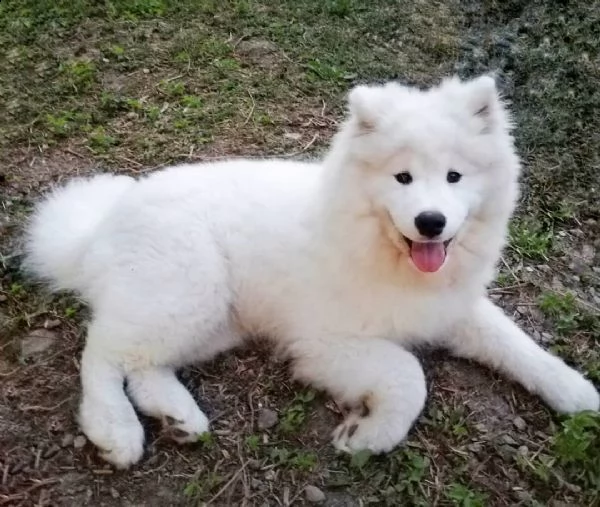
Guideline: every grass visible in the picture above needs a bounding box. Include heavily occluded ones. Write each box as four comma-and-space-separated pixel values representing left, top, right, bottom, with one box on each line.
1, 0, 600, 505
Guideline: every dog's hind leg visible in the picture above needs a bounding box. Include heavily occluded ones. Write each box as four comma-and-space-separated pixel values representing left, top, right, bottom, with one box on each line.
126, 367, 209, 443
78, 343, 145, 469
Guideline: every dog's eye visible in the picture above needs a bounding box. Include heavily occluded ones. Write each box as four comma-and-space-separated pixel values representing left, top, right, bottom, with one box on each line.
394, 171, 413, 185
447, 170, 462, 183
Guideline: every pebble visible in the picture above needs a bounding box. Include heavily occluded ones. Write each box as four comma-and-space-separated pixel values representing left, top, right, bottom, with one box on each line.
73, 435, 87, 449
304, 485, 326, 503
43, 318, 61, 329
501, 434, 518, 446
513, 416, 527, 431
257, 408, 278, 430
61, 433, 75, 448
43, 444, 61, 459
20, 329, 57, 359
248, 458, 262, 470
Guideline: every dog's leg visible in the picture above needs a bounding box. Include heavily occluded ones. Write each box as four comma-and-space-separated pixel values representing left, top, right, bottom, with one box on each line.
79, 345, 145, 469
291, 337, 426, 454
127, 367, 209, 443
449, 297, 599, 413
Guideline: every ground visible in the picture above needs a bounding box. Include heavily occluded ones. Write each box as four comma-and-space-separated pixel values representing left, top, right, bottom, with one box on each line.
1, 1, 599, 506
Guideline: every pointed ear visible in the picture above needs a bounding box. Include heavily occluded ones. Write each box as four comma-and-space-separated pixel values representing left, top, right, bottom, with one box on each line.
463, 75, 501, 130
347, 85, 381, 134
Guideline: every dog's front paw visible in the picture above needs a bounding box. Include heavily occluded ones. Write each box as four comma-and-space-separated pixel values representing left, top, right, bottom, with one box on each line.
332, 409, 411, 454
94, 423, 145, 469
541, 363, 599, 414
162, 409, 210, 444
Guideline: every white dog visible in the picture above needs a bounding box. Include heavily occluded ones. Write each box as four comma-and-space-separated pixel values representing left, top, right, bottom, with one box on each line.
24, 75, 599, 469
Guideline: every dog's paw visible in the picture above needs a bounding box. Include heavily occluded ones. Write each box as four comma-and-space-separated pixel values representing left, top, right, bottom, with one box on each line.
332, 410, 410, 454
95, 424, 145, 469
162, 409, 210, 444
542, 364, 600, 414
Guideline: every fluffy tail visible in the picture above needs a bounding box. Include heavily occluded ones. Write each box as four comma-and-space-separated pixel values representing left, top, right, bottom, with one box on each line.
24, 174, 134, 292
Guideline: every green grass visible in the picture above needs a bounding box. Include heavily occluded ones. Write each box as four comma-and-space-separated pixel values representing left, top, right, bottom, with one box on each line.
0, 0, 462, 166
552, 412, 600, 490
278, 389, 316, 434
446, 482, 487, 507
508, 220, 553, 262
539, 291, 581, 336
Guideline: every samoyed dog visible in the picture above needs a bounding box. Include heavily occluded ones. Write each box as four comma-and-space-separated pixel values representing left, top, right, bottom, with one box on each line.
24, 75, 599, 469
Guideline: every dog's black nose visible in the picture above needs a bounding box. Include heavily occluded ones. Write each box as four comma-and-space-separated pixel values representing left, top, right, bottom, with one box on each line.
414, 211, 446, 238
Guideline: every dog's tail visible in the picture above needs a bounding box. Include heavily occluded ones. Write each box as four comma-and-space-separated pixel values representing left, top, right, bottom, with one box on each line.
24, 174, 134, 292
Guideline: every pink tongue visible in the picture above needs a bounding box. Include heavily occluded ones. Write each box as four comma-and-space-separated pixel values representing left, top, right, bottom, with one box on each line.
410, 242, 446, 273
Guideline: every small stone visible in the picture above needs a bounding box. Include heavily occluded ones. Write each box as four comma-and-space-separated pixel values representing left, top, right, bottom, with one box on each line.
20, 329, 57, 359
257, 408, 278, 430
43, 444, 61, 459
517, 445, 529, 456
264, 469, 276, 481
0, 294, 7, 302
501, 434, 518, 446
304, 485, 326, 503
110, 488, 120, 499
60, 433, 75, 448
474, 423, 488, 433
251, 478, 265, 491
73, 435, 87, 449
43, 319, 61, 329
515, 490, 532, 502
513, 416, 527, 431
467, 442, 482, 453
248, 458, 261, 470
142, 68, 150, 74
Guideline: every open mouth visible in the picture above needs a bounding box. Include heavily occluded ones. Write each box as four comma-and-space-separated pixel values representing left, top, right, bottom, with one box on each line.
403, 236, 453, 273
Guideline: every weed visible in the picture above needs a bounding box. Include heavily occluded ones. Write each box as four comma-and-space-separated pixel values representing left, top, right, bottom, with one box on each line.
552, 412, 600, 490
45, 111, 90, 137
64, 306, 78, 319
88, 127, 117, 152
197, 432, 215, 448
10, 283, 25, 297
268, 447, 317, 472
60, 59, 96, 90
306, 59, 345, 82
350, 449, 372, 470
508, 220, 553, 261
539, 291, 580, 335
446, 483, 488, 507
183, 471, 224, 499
161, 80, 186, 98
245, 434, 261, 452
181, 95, 203, 109
279, 389, 315, 434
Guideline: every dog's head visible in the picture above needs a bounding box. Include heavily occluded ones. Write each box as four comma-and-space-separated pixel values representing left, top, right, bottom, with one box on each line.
336, 75, 519, 276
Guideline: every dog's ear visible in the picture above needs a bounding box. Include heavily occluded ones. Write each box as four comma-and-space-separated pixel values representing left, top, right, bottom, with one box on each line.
463, 75, 502, 131
347, 85, 381, 134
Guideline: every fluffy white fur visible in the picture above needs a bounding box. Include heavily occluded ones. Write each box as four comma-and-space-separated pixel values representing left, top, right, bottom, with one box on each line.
24, 75, 599, 468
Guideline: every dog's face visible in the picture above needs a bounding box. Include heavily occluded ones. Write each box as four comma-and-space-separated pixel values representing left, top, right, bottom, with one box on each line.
342, 76, 517, 274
